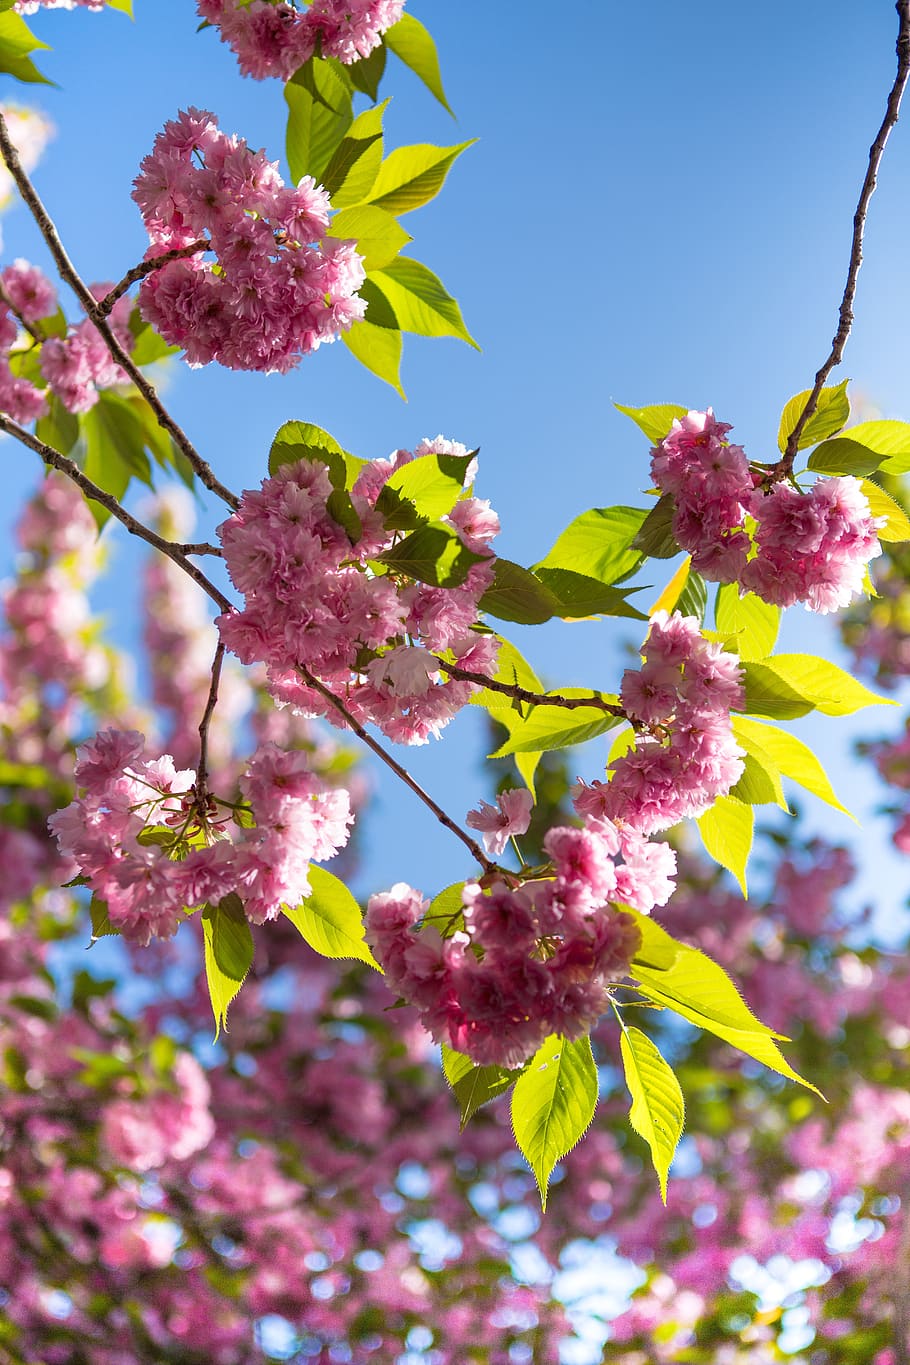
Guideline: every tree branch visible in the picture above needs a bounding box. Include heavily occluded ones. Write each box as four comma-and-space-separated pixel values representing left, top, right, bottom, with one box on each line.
196, 641, 226, 801
96, 240, 209, 317
430, 655, 626, 717
0, 413, 233, 615
296, 664, 500, 876
776, 0, 910, 476
0, 112, 239, 511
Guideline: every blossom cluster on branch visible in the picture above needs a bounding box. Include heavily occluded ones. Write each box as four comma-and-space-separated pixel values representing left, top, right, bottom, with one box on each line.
197, 0, 406, 82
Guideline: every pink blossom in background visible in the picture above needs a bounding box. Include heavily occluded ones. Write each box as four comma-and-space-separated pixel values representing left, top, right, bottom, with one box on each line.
465, 787, 533, 856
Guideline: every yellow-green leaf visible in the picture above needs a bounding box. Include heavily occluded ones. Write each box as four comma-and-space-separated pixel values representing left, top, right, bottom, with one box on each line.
732, 716, 854, 819
697, 794, 753, 896
760, 653, 896, 717
859, 477, 910, 543
370, 257, 479, 349
511, 1035, 598, 1209
282, 866, 379, 970
365, 139, 475, 215
201, 894, 254, 1038
385, 12, 453, 115
777, 379, 849, 453
619, 1026, 685, 1203
714, 584, 781, 660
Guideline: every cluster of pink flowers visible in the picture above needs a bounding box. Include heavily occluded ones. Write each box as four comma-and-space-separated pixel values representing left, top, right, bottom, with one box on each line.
0, 259, 136, 417
197, 0, 405, 82
102, 1053, 215, 1172
366, 817, 676, 1068
49, 729, 353, 942
574, 610, 745, 835
651, 409, 883, 612
133, 107, 365, 372
218, 438, 500, 744
13, 1, 103, 13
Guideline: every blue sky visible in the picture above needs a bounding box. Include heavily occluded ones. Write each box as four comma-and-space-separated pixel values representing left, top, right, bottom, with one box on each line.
2, 0, 910, 923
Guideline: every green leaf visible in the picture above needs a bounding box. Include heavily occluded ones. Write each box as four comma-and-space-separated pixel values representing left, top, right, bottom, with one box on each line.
714, 585, 781, 660
0, 12, 51, 84
777, 379, 849, 453
131, 319, 181, 366
268, 419, 365, 488
422, 882, 466, 938
376, 523, 485, 587
511, 1035, 598, 1208
534, 567, 647, 621
0, 759, 51, 789
697, 794, 754, 895
342, 316, 404, 396
489, 690, 622, 757
740, 660, 814, 720
326, 488, 362, 543
369, 257, 478, 349
676, 567, 707, 623
365, 139, 474, 214
470, 636, 545, 794
442, 1045, 522, 1128
346, 38, 386, 100
732, 715, 854, 818
201, 894, 254, 1038
615, 401, 687, 443
625, 908, 820, 1093
285, 58, 353, 183
385, 12, 453, 114
89, 897, 118, 942
729, 751, 788, 811
759, 653, 896, 717
633, 494, 679, 559
535, 505, 648, 586
380, 450, 473, 524
859, 477, 910, 543
81, 392, 155, 526
35, 394, 78, 457
806, 419, 910, 477
478, 559, 559, 625
619, 1026, 685, 1203
328, 203, 411, 271
106, 0, 133, 13
322, 100, 387, 206
282, 865, 379, 970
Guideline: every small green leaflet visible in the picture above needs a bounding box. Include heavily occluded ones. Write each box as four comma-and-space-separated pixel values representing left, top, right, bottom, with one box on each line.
619, 1025, 685, 1203
633, 494, 679, 559
442, 1044, 522, 1129
0, 11, 51, 84
511, 1034, 598, 1208
777, 379, 849, 453
859, 478, 910, 542
534, 567, 647, 621
381, 450, 473, 524
478, 559, 560, 625
385, 12, 453, 115
614, 401, 687, 443
201, 894, 254, 1038
321, 100, 387, 206
282, 866, 379, 970
626, 909, 820, 1093
89, 896, 118, 942
714, 584, 780, 660
756, 653, 895, 717
365, 139, 475, 215
369, 257, 478, 349
267, 419, 365, 489
470, 636, 544, 795
535, 505, 647, 586
696, 794, 754, 896
807, 419, 910, 477
732, 716, 854, 819
377, 523, 485, 587
488, 690, 623, 757
328, 204, 411, 272
421, 881, 467, 938
729, 751, 788, 811
285, 58, 353, 184
343, 316, 404, 396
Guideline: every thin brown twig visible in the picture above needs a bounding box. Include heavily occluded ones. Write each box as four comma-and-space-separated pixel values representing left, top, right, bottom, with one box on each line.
776, 0, 910, 477
196, 641, 226, 800
0, 112, 240, 511
296, 664, 500, 876
175, 541, 223, 557
0, 413, 233, 614
96, 240, 209, 317
430, 654, 626, 717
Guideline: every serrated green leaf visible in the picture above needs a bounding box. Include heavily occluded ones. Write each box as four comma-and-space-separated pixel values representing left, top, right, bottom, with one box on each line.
697, 794, 753, 896
676, 567, 707, 623
370, 257, 478, 349
859, 477, 910, 542
714, 585, 781, 660
35, 393, 79, 457
777, 379, 849, 453
131, 319, 181, 366
442, 1044, 522, 1128
489, 690, 622, 757
267, 419, 366, 489
619, 1026, 685, 1203
535, 506, 648, 586
342, 315, 404, 395
328, 203, 411, 271
729, 751, 788, 810
0, 12, 51, 84
759, 653, 895, 717
478, 559, 559, 625
732, 715, 854, 819
740, 660, 814, 719
511, 1035, 598, 1208
81, 391, 155, 526
201, 894, 254, 1038
322, 100, 387, 206
534, 567, 647, 621
648, 556, 692, 617
385, 12, 453, 114
285, 58, 353, 183
806, 419, 910, 477
365, 139, 474, 215
282, 865, 379, 969
346, 39, 386, 100
377, 523, 485, 587
633, 494, 679, 559
422, 881, 466, 938
615, 401, 687, 443
381, 450, 473, 524
89, 896, 118, 942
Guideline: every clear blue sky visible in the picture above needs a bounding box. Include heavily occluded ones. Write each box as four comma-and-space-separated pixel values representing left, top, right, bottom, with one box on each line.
3, 0, 910, 923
